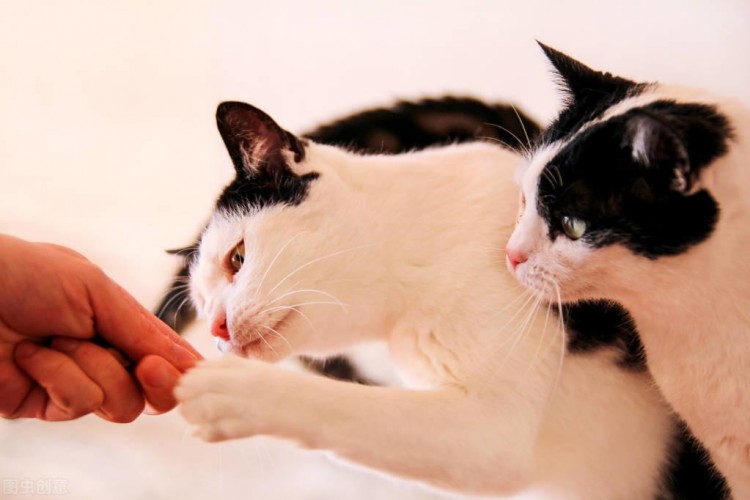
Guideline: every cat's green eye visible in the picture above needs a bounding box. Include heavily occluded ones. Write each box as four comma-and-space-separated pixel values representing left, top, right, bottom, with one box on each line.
228, 241, 245, 273
561, 216, 587, 240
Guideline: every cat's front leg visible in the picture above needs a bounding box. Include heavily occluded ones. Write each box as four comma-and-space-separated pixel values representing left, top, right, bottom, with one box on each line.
176, 356, 288, 441
177, 356, 538, 496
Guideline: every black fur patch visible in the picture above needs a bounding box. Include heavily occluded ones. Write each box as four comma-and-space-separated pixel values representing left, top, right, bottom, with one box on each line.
660, 422, 730, 499
536, 43, 648, 144
537, 101, 732, 258
214, 170, 320, 214
304, 96, 541, 155
155, 260, 195, 331
300, 356, 373, 385
562, 300, 646, 370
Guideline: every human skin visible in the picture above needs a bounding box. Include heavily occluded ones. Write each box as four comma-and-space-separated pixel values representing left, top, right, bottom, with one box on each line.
0, 234, 203, 422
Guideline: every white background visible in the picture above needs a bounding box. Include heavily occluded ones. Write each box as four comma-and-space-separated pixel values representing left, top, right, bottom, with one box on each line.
1, 1, 749, 499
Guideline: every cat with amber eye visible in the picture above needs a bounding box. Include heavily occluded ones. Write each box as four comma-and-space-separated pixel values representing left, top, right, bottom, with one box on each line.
227, 242, 245, 274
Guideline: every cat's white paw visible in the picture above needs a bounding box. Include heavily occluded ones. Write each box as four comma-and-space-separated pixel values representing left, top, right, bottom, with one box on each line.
176, 356, 277, 442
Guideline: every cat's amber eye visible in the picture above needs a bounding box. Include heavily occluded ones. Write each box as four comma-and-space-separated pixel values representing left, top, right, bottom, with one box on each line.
561, 216, 587, 240
227, 241, 245, 274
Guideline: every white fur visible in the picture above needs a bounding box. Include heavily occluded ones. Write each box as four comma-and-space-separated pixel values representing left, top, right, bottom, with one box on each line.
180, 141, 676, 497
510, 85, 750, 498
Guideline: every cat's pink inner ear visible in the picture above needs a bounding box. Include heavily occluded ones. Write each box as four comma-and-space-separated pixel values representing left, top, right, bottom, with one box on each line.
216, 101, 301, 175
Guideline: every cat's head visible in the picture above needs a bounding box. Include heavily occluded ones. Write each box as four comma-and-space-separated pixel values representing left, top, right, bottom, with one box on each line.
507, 43, 734, 302
189, 102, 381, 361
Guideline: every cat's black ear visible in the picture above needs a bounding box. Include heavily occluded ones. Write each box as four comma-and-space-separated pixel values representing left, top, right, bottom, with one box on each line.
621, 104, 732, 193
623, 111, 692, 192
537, 42, 638, 104
216, 101, 305, 176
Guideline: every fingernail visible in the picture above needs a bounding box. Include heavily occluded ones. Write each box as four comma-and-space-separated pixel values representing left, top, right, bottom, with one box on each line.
52, 337, 81, 354
15, 342, 41, 359
143, 404, 159, 416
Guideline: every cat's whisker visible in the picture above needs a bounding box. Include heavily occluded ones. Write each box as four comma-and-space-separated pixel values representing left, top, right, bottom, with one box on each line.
526, 299, 553, 376
260, 324, 294, 353
266, 242, 378, 297
483, 288, 535, 328
161, 279, 192, 291
256, 328, 280, 357
156, 288, 192, 320
478, 135, 521, 154
553, 164, 563, 189
267, 288, 346, 308
175, 295, 194, 318
510, 104, 533, 154
168, 283, 192, 290
547, 283, 567, 403
541, 168, 559, 191
255, 231, 306, 299
502, 294, 543, 364
267, 304, 321, 339
483, 292, 541, 384
487, 291, 538, 362
156, 289, 188, 312
483, 122, 531, 156
261, 301, 349, 316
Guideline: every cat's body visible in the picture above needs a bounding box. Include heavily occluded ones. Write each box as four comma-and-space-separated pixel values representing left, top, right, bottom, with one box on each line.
175, 101, 725, 497
508, 44, 749, 497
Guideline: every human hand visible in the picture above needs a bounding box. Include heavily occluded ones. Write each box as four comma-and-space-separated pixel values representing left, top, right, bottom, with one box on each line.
0, 234, 203, 422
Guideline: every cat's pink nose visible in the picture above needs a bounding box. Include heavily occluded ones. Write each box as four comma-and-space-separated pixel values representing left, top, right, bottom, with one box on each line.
506, 247, 528, 270
211, 318, 230, 341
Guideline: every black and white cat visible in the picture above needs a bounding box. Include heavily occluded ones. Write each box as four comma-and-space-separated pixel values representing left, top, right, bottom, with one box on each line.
507, 43, 749, 498
156, 96, 541, 382
174, 99, 726, 497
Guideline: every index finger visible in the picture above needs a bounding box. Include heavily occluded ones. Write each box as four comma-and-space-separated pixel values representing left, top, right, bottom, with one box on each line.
86, 270, 202, 371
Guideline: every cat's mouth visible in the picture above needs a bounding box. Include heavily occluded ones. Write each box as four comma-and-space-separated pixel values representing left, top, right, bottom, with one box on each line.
515, 264, 562, 302
236, 310, 296, 356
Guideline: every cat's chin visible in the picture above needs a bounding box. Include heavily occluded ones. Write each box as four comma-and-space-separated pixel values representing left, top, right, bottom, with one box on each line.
513, 268, 559, 303
215, 338, 232, 353
513, 271, 592, 305
214, 310, 301, 361
526, 283, 597, 306
215, 335, 291, 362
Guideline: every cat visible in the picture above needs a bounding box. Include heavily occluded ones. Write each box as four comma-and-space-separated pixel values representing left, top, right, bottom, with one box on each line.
174, 99, 726, 498
156, 96, 541, 383
506, 43, 749, 498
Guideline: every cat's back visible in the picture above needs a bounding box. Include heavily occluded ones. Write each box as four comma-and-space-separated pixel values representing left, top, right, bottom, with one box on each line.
312, 140, 523, 261
369, 141, 522, 225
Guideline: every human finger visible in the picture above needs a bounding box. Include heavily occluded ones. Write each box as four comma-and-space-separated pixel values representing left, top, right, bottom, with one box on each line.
0, 350, 35, 418
135, 355, 182, 414
50, 337, 144, 423
14, 341, 104, 421
4, 384, 49, 419
86, 272, 202, 371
